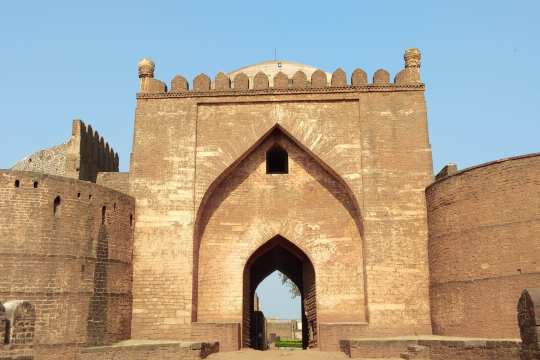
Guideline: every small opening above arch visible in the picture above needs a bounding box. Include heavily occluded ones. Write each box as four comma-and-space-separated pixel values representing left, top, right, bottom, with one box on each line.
266, 145, 288, 174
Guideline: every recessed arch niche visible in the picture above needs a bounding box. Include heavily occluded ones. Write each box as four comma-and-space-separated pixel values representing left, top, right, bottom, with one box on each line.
193, 125, 366, 346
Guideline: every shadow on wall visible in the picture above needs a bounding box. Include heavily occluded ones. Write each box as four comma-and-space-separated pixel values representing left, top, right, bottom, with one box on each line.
86, 208, 109, 346
518, 288, 540, 359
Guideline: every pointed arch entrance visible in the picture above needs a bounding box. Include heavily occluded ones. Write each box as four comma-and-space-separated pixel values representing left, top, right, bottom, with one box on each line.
243, 235, 316, 349
193, 124, 367, 350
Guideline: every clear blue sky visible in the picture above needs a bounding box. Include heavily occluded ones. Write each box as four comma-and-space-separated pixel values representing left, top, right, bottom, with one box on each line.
1, 1, 538, 319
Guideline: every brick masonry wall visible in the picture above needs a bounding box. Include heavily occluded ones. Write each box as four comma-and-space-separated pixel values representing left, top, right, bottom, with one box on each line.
130, 85, 433, 346
190, 322, 241, 352
341, 338, 521, 359
427, 154, 540, 338
77, 341, 219, 360
343, 339, 418, 358
0, 347, 34, 359
427, 340, 521, 360
35, 344, 80, 360
12, 120, 119, 183
265, 320, 295, 341
96, 172, 130, 195
11, 142, 68, 177
302, 262, 317, 346
0, 170, 134, 353
130, 98, 197, 340
197, 132, 366, 324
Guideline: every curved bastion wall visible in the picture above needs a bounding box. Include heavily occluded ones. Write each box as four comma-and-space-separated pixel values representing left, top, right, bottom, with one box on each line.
0, 170, 134, 358
426, 153, 540, 338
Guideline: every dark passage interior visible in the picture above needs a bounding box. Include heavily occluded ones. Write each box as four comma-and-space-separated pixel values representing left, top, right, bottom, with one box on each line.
243, 235, 317, 350
266, 145, 288, 174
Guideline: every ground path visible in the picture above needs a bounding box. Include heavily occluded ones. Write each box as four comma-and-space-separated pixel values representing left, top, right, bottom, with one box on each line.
207, 348, 352, 359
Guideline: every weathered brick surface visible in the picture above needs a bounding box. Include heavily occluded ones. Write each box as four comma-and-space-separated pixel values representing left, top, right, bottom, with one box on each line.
265, 319, 296, 341
3, 300, 36, 347
76, 340, 219, 360
4, 50, 540, 357
130, 53, 433, 349
342, 338, 418, 358
0, 347, 34, 359
427, 154, 540, 338
0, 302, 6, 347
341, 338, 521, 359
34, 344, 79, 360
12, 120, 119, 182
197, 131, 366, 324
130, 97, 197, 341
518, 288, 540, 360
320, 323, 370, 351
0, 170, 134, 352
191, 323, 241, 352
96, 172, 130, 194
426, 340, 521, 359
11, 141, 68, 177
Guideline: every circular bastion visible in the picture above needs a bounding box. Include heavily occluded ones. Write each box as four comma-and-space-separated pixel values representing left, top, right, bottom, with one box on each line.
426, 153, 540, 339
0, 170, 135, 357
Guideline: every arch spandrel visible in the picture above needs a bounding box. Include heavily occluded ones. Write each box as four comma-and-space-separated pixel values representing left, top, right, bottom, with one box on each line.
194, 127, 366, 325
194, 100, 363, 216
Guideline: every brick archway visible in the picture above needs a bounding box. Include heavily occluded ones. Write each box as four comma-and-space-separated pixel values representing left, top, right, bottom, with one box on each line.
242, 235, 316, 349
194, 125, 367, 339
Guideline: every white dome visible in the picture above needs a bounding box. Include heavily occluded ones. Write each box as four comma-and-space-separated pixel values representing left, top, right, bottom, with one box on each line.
227, 60, 331, 87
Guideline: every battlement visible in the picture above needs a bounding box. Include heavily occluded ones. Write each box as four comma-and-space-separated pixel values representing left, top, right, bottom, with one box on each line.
137, 48, 423, 97
12, 119, 119, 182
75, 119, 119, 181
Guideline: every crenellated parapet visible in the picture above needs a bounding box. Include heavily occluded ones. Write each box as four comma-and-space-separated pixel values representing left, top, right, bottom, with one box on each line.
12, 119, 120, 183
77, 119, 119, 182
137, 48, 424, 97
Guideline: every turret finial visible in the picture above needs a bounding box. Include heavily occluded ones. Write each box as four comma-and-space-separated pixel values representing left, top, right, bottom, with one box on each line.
138, 58, 155, 78
404, 48, 421, 69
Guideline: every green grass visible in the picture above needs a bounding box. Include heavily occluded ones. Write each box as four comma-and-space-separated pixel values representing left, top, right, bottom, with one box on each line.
275, 339, 302, 348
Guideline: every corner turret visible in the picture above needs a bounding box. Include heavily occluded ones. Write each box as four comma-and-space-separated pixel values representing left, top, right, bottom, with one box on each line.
138, 58, 166, 93
394, 48, 422, 84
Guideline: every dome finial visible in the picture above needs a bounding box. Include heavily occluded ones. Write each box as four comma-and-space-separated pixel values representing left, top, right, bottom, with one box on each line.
138, 58, 155, 78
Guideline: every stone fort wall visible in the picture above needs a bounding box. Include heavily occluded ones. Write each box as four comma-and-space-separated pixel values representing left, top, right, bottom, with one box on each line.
426, 153, 540, 338
96, 172, 130, 195
130, 49, 434, 349
12, 119, 119, 182
0, 170, 134, 359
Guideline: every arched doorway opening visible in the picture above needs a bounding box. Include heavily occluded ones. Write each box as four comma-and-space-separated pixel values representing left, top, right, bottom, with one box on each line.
242, 235, 317, 350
